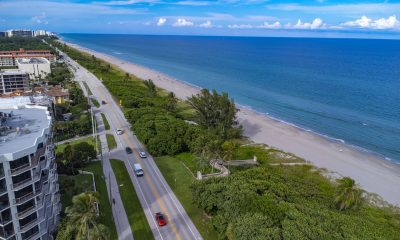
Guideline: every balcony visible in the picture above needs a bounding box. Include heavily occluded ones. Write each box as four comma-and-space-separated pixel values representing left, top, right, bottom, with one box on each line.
16, 205, 37, 220
11, 177, 32, 191
14, 191, 40, 205
19, 218, 37, 233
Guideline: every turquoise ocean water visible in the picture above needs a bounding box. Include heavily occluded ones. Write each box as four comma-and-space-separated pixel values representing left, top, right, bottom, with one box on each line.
61, 34, 400, 163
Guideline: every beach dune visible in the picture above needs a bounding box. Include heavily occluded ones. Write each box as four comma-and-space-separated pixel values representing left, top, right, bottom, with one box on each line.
64, 42, 400, 206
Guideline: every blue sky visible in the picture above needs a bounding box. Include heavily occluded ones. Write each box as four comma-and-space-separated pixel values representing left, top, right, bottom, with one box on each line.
0, 0, 399, 38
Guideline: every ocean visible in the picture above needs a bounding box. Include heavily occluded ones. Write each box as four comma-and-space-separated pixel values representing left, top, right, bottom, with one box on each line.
61, 34, 400, 163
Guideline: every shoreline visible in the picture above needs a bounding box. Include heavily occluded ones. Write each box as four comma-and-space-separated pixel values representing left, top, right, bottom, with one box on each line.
62, 40, 400, 206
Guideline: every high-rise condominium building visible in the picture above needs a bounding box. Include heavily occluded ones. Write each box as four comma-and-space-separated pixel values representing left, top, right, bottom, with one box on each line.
0, 96, 60, 240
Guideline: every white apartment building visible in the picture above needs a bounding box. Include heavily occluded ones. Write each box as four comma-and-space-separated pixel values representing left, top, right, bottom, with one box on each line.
0, 96, 60, 240
16, 59, 50, 80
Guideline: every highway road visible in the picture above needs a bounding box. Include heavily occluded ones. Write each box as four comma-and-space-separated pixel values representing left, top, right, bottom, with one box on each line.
64, 52, 203, 240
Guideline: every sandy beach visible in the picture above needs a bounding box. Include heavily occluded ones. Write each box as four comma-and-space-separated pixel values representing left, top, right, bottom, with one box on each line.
64, 41, 400, 206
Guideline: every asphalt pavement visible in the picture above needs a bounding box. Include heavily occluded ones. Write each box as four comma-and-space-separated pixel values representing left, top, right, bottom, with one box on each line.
65, 53, 203, 240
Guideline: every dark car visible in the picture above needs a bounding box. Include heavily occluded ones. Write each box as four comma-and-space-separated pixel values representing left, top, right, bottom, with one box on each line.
155, 212, 167, 226
125, 147, 133, 154
101, 100, 106, 105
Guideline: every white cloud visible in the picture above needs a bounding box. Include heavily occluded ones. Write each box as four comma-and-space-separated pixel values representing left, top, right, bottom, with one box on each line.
342, 15, 400, 30
266, 3, 400, 15
286, 18, 324, 29
199, 20, 212, 28
228, 24, 253, 29
31, 12, 48, 25
172, 18, 194, 27
256, 21, 281, 29
157, 17, 166, 26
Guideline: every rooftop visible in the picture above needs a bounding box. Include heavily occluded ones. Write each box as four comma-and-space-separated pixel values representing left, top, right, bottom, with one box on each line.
0, 97, 51, 155
17, 57, 49, 65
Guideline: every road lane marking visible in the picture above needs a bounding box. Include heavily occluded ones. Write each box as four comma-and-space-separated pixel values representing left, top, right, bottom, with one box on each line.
77, 61, 183, 240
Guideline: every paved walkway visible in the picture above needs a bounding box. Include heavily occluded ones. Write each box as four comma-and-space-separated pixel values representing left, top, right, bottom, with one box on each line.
96, 113, 134, 240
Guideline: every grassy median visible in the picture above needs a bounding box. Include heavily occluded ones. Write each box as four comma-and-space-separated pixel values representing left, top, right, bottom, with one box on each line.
101, 113, 110, 130
110, 159, 154, 240
106, 134, 117, 150
84, 161, 118, 240
155, 156, 218, 240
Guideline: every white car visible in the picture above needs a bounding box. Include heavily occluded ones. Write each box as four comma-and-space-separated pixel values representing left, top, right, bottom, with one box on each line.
116, 129, 124, 135
139, 151, 147, 158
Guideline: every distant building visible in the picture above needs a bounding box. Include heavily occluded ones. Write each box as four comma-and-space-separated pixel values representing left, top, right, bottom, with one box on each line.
34, 30, 46, 37
0, 70, 30, 94
5, 29, 33, 37
0, 32, 5, 38
0, 49, 56, 67
46, 86, 69, 104
0, 96, 60, 240
17, 58, 51, 80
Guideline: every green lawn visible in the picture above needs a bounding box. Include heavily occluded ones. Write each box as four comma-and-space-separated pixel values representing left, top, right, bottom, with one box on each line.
83, 81, 93, 95
59, 174, 94, 212
155, 156, 218, 240
110, 159, 154, 240
106, 134, 117, 150
101, 113, 110, 130
56, 136, 96, 154
92, 98, 100, 108
84, 161, 118, 240
175, 153, 214, 175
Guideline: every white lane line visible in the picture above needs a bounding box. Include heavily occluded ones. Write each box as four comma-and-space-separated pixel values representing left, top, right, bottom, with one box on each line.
130, 135, 200, 239
115, 132, 164, 240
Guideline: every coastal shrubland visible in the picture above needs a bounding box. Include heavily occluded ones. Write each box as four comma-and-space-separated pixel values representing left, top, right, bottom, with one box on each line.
50, 38, 400, 240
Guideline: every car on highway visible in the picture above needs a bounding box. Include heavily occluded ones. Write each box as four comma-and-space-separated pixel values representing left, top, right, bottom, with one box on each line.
155, 212, 167, 226
125, 147, 133, 154
116, 129, 124, 135
139, 151, 147, 158
134, 163, 144, 177
101, 100, 107, 105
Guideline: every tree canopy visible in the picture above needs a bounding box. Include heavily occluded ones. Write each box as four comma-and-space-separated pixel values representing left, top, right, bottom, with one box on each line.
188, 89, 241, 138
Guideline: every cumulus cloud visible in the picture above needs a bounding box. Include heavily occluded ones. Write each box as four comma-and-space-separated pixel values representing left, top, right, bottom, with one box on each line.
157, 17, 166, 26
172, 18, 194, 27
287, 18, 324, 29
342, 15, 400, 30
257, 21, 282, 29
199, 20, 212, 28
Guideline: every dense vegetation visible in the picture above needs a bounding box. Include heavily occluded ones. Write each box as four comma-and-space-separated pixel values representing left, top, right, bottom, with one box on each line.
191, 165, 400, 240
46, 62, 73, 86
0, 36, 53, 51
51, 39, 241, 157
52, 80, 92, 142
51, 38, 400, 240
56, 141, 97, 175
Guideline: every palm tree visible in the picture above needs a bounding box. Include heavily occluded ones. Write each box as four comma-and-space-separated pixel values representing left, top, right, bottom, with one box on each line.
334, 177, 364, 211
144, 79, 157, 97
65, 192, 109, 240
123, 73, 130, 85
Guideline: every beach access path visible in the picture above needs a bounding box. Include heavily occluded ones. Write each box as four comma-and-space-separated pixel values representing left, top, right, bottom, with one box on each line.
64, 41, 400, 206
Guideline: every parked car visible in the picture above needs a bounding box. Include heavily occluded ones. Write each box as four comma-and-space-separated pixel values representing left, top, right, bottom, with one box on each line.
125, 147, 133, 154
116, 129, 124, 135
155, 212, 167, 226
139, 151, 147, 158
101, 100, 106, 105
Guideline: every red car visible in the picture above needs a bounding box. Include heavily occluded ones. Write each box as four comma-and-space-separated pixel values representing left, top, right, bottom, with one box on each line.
155, 212, 167, 226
